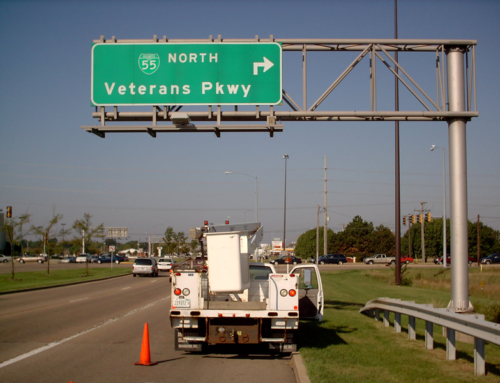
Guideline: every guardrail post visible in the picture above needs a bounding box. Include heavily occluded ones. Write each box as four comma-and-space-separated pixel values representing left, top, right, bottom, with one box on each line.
425, 321, 434, 350
394, 312, 401, 333
383, 310, 390, 327
446, 328, 456, 360
408, 316, 416, 340
474, 338, 485, 376
375, 308, 380, 321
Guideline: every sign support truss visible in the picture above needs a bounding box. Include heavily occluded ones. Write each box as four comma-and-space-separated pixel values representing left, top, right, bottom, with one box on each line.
81, 36, 477, 138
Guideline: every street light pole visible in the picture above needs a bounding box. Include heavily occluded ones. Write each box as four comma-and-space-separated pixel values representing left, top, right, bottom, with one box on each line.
283, 154, 289, 254
431, 145, 447, 268
150, 223, 163, 257
225, 171, 258, 222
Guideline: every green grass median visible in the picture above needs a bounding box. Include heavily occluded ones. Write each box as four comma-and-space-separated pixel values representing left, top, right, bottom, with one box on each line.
0, 268, 132, 293
298, 268, 500, 383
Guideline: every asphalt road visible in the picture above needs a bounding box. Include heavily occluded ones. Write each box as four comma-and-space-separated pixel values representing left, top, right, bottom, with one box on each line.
0, 273, 295, 383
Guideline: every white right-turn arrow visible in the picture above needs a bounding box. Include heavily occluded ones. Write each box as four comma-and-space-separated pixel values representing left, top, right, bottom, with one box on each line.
253, 57, 274, 75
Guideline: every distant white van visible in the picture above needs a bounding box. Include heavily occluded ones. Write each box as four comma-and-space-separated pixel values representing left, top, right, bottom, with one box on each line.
76, 253, 90, 263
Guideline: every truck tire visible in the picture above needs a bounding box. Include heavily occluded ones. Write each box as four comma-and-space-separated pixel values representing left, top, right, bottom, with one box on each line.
390, 260, 395, 265
38, 259, 43, 264
97, 260, 102, 264
320, 261, 325, 265
368, 260, 374, 265
20, 260, 25, 263
338, 261, 344, 265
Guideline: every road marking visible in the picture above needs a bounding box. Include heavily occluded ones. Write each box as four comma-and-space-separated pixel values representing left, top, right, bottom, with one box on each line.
122, 287, 131, 290
69, 297, 88, 303
151, 280, 157, 283
0, 295, 170, 369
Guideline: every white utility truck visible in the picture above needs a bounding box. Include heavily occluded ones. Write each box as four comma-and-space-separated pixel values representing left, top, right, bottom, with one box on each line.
169, 221, 323, 352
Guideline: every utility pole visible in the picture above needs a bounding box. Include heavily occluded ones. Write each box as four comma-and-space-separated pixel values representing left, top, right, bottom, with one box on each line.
408, 216, 412, 259
316, 205, 320, 265
477, 215, 480, 267
420, 202, 426, 262
82, 230, 85, 254
324, 156, 328, 255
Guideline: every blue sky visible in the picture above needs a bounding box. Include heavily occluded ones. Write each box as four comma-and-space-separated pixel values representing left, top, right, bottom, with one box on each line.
1, 0, 499, 246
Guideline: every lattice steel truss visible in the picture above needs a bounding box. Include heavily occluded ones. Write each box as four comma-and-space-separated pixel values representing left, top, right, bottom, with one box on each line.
81, 36, 477, 138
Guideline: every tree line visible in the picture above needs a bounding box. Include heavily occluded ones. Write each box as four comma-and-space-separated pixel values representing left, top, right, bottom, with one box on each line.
2, 212, 199, 257
294, 215, 500, 260
2, 212, 105, 256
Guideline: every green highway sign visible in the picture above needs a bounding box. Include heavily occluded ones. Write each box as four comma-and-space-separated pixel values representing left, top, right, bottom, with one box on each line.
91, 43, 282, 106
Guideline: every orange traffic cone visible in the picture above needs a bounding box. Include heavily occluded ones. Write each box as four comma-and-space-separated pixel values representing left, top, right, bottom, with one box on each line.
134, 323, 157, 366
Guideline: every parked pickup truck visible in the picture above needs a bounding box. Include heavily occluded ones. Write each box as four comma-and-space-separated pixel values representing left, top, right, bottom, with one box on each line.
363, 253, 396, 265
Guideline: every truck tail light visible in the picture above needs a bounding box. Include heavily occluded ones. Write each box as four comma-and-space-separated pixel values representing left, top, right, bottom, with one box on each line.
174, 288, 182, 296
289, 289, 297, 297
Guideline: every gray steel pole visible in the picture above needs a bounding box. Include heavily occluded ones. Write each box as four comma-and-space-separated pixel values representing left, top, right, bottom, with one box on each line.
316, 205, 320, 265
446, 46, 471, 312
324, 156, 327, 255
394, 0, 402, 285
421, 202, 426, 262
283, 154, 289, 252
442, 148, 447, 268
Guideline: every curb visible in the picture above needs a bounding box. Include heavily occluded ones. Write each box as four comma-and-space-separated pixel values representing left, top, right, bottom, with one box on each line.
0, 272, 132, 295
291, 352, 311, 383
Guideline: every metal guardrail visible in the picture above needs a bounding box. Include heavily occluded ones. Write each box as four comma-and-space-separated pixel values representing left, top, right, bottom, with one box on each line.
360, 298, 500, 376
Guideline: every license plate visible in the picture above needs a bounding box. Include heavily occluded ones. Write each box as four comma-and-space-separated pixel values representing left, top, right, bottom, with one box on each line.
174, 298, 190, 308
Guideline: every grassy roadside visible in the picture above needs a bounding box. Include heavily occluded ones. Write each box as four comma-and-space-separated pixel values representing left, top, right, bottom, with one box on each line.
298, 268, 500, 383
0, 268, 132, 293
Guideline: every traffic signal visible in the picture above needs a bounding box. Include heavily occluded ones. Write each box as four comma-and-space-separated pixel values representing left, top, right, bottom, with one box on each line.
419, 214, 423, 223
426, 213, 432, 222
411, 215, 417, 224
6, 206, 12, 218
402, 216, 407, 226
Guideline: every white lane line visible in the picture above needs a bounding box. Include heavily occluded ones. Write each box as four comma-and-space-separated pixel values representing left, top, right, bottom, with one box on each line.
151, 280, 157, 283
69, 298, 88, 303
0, 295, 170, 369
122, 287, 131, 290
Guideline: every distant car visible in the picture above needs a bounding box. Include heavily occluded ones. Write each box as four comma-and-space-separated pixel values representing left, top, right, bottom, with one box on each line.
61, 257, 76, 263
0, 254, 12, 263
158, 258, 174, 272
193, 257, 205, 266
133, 258, 158, 277
480, 253, 500, 264
316, 253, 347, 265
434, 256, 476, 266
19, 254, 45, 264
400, 255, 413, 264
76, 253, 91, 263
89, 255, 99, 263
111, 254, 128, 262
96, 254, 120, 264
270, 256, 302, 265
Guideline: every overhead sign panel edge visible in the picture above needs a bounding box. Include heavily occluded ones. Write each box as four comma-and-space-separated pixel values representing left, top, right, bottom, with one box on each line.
91, 42, 282, 106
